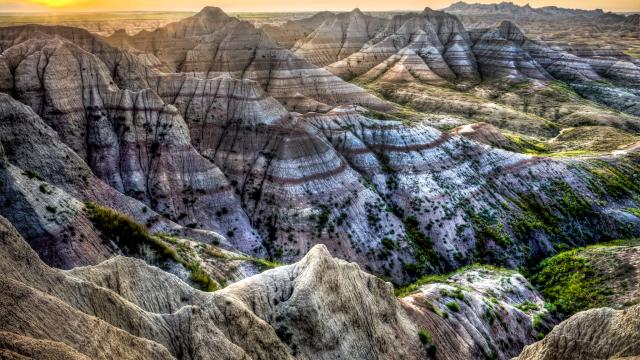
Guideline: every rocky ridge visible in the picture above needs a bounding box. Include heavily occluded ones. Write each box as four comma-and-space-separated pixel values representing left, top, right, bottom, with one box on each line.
0, 214, 554, 360
106, 7, 390, 113
514, 304, 640, 360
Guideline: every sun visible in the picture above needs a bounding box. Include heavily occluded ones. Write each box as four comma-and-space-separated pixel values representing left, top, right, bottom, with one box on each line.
30, 0, 79, 7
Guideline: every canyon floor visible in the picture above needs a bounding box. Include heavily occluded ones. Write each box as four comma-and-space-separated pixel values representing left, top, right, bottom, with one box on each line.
0, 2, 639, 359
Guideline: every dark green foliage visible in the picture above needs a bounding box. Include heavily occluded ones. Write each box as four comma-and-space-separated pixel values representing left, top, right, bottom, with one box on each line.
317, 206, 330, 230
22, 170, 44, 181
418, 329, 432, 344
587, 160, 640, 199
469, 209, 512, 247
418, 329, 437, 357
516, 301, 539, 312
86, 202, 153, 253
403, 216, 441, 274
381, 237, 395, 250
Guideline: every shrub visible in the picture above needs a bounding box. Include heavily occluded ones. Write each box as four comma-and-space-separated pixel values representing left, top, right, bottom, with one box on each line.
381, 237, 395, 250
516, 301, 539, 312
22, 169, 44, 181
446, 301, 461, 312
418, 329, 437, 357
418, 329, 432, 344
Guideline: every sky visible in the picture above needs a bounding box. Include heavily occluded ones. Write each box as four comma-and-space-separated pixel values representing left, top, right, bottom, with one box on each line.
0, 0, 638, 13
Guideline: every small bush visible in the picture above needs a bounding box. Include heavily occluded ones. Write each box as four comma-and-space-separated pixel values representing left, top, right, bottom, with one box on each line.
22, 170, 44, 181
418, 329, 437, 357
516, 301, 539, 312
381, 237, 395, 250
446, 301, 461, 312
418, 329, 432, 344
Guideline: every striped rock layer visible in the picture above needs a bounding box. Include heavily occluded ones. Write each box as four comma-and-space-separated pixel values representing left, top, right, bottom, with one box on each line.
0, 16, 639, 283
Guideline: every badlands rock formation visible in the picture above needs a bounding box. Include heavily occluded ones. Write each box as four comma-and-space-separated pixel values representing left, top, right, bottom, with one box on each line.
0, 214, 553, 360
106, 7, 389, 112
272, 8, 640, 116
0, 14, 639, 283
514, 304, 640, 360
0, 5, 639, 359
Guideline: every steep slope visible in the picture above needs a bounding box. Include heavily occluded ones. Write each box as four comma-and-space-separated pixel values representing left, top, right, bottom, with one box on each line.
1, 19, 639, 284
400, 266, 554, 360
528, 240, 640, 316
514, 304, 640, 360
326, 8, 478, 84
0, 36, 262, 254
106, 7, 389, 112
291, 9, 388, 68
0, 213, 557, 359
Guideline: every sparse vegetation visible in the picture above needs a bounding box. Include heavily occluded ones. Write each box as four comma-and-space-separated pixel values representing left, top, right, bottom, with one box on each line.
418, 329, 437, 357
85, 202, 218, 291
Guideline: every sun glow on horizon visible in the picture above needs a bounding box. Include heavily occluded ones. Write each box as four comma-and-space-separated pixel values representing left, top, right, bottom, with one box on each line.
30, 0, 78, 7
0, 0, 638, 13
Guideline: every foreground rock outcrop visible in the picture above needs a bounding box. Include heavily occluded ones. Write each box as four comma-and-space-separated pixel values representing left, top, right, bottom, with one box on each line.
0, 213, 559, 359
514, 304, 640, 360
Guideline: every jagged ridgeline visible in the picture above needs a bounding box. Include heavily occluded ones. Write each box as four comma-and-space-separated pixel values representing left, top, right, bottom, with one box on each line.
0, 4, 639, 358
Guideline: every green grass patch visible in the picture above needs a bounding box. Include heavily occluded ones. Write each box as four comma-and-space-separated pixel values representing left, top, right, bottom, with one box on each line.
446, 301, 461, 312
528, 249, 610, 317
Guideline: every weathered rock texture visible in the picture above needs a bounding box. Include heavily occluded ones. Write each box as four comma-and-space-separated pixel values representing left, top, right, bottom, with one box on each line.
273, 8, 640, 116
0, 214, 555, 359
106, 7, 390, 113
401, 267, 553, 360
514, 304, 640, 360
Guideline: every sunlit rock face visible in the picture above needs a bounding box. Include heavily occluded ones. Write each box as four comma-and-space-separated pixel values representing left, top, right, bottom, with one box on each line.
323, 8, 479, 84
291, 8, 388, 68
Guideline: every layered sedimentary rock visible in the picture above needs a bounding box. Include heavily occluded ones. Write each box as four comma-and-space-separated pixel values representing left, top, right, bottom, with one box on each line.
0, 33, 263, 254
450, 122, 520, 151
275, 9, 640, 116
105, 7, 389, 112
262, 11, 338, 48
401, 267, 553, 360
325, 8, 478, 83
470, 21, 551, 81
291, 9, 388, 68
0, 214, 557, 359
1, 14, 639, 284
515, 304, 640, 360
